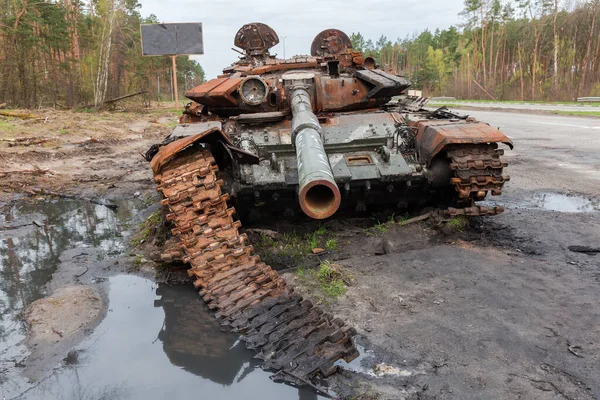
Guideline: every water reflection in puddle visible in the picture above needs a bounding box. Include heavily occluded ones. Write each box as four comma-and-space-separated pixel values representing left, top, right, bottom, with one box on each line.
16, 276, 322, 400
0, 198, 141, 396
489, 192, 600, 213
526, 192, 600, 212
1, 199, 322, 400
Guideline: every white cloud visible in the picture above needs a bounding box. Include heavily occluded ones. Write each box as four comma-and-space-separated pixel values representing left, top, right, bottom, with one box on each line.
139, 0, 465, 79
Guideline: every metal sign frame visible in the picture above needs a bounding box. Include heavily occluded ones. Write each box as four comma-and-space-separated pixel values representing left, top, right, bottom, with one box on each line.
141, 22, 204, 57
141, 22, 204, 107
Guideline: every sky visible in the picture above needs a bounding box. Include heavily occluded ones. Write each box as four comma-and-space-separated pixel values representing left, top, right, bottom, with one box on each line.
140, 0, 466, 79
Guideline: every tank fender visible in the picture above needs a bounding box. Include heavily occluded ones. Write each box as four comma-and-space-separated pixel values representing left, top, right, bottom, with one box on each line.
150, 127, 258, 174
410, 120, 513, 166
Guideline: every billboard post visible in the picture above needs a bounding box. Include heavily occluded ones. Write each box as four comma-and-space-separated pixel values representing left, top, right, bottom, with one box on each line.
141, 22, 204, 107
171, 55, 179, 106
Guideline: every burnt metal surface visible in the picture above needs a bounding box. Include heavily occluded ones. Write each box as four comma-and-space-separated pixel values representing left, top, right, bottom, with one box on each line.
410, 119, 514, 165
234, 22, 279, 56
354, 69, 411, 98
310, 29, 353, 57
154, 148, 358, 390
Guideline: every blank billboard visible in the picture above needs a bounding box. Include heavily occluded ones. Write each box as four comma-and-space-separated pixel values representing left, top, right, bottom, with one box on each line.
141, 23, 203, 56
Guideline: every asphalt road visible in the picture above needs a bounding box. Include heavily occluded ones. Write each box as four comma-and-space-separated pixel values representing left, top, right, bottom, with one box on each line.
431, 101, 600, 113
321, 108, 600, 399
455, 109, 600, 197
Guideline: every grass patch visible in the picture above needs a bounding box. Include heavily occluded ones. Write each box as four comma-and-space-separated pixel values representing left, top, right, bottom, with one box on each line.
430, 99, 590, 106
255, 225, 338, 268
551, 110, 600, 117
365, 215, 396, 236
427, 103, 464, 109
133, 254, 145, 266
296, 261, 352, 300
447, 216, 467, 232
325, 238, 338, 250
130, 209, 164, 247
0, 119, 17, 134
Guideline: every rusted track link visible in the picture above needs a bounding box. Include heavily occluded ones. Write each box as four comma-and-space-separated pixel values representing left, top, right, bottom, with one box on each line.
448, 143, 510, 203
154, 148, 358, 387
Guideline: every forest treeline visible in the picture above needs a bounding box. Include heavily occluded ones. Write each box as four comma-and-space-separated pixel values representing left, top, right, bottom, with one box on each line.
2, 0, 599, 107
352, 0, 600, 101
0, 0, 204, 108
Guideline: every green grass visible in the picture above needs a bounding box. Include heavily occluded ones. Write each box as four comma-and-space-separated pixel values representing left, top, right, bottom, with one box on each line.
0, 119, 17, 134
296, 261, 351, 299
365, 215, 397, 236
551, 110, 600, 117
325, 238, 338, 250
130, 209, 163, 247
448, 216, 467, 232
429, 98, 593, 106
133, 254, 145, 266
428, 103, 463, 109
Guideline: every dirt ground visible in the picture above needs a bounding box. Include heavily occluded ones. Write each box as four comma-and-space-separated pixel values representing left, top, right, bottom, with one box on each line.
0, 106, 176, 203
1, 107, 599, 399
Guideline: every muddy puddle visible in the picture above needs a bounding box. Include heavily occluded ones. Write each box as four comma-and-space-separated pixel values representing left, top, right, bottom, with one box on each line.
9, 277, 323, 400
0, 198, 142, 398
489, 191, 600, 213
0, 198, 323, 400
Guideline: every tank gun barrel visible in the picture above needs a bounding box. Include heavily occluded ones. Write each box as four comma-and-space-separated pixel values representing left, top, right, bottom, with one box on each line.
289, 84, 341, 219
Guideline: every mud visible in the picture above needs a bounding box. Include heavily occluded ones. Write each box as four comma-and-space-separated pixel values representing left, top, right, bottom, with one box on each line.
2, 108, 599, 399
0, 196, 154, 397
12, 276, 322, 400
23, 285, 103, 378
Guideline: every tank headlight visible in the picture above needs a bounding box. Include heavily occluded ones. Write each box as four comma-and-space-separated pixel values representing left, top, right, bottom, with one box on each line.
239, 77, 268, 105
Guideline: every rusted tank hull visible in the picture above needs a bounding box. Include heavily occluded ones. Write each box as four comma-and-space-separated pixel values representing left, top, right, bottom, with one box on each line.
409, 119, 513, 165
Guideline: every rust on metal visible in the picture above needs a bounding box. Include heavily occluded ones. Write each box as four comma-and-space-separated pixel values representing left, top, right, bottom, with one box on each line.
234, 22, 279, 55
249, 61, 319, 75
153, 147, 358, 386
410, 119, 514, 164
310, 29, 353, 57
447, 144, 510, 200
185, 77, 243, 107
150, 127, 233, 174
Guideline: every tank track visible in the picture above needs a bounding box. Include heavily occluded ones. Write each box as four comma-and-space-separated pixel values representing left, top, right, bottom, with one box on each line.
448, 143, 509, 215
153, 148, 359, 389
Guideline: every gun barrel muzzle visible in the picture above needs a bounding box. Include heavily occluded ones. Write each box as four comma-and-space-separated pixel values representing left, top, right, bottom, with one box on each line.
290, 86, 341, 219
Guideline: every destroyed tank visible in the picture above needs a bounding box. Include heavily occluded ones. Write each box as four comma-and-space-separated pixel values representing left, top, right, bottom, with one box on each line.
148, 22, 512, 221
144, 22, 512, 389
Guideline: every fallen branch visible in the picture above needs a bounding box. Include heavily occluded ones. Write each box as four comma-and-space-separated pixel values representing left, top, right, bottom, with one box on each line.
398, 212, 433, 226
473, 79, 497, 100
0, 165, 52, 177
83, 90, 148, 108
1, 136, 56, 147
71, 137, 100, 145
27, 188, 118, 211
0, 110, 42, 119
74, 266, 90, 278
568, 245, 600, 254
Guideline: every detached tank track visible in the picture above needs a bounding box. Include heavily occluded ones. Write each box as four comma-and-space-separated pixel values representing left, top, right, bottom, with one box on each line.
154, 148, 359, 388
447, 143, 509, 216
